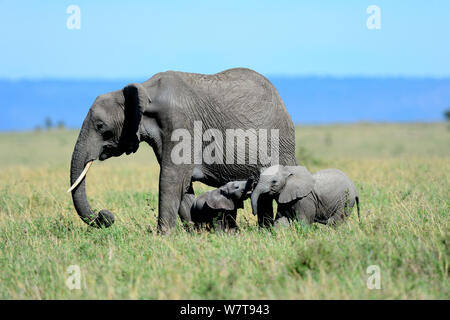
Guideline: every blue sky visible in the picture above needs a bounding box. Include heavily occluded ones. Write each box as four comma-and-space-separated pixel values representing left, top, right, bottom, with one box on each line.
0, 0, 449, 79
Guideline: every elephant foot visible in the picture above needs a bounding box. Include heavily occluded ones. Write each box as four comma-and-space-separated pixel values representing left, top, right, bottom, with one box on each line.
156, 214, 178, 235
157, 226, 176, 235
326, 212, 346, 227
273, 216, 290, 229
182, 221, 196, 233
225, 226, 239, 235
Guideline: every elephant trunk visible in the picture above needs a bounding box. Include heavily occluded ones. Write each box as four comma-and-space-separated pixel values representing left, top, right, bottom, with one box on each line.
70, 132, 114, 228
251, 187, 263, 216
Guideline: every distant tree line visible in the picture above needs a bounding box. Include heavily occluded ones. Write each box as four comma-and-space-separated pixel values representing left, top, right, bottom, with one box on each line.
34, 117, 66, 131
29, 109, 450, 131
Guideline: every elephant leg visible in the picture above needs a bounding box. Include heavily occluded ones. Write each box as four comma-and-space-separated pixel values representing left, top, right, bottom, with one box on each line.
327, 209, 347, 226
178, 183, 195, 231
224, 211, 238, 232
325, 196, 354, 226
257, 196, 274, 227
214, 215, 226, 232
295, 196, 316, 225
327, 213, 344, 226
276, 203, 296, 221
273, 216, 291, 229
157, 165, 188, 234
273, 208, 292, 229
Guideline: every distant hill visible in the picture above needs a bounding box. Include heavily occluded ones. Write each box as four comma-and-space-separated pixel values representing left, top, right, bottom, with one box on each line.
1, 77, 449, 131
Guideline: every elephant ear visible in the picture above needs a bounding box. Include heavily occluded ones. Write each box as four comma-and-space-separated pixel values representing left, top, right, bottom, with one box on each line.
206, 189, 235, 211
121, 83, 152, 155
278, 166, 315, 204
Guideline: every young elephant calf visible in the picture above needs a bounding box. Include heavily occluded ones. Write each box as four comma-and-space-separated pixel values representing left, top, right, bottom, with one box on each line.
190, 179, 254, 231
251, 165, 360, 226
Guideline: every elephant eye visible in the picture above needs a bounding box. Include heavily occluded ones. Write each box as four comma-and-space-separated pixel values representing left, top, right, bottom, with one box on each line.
96, 122, 104, 131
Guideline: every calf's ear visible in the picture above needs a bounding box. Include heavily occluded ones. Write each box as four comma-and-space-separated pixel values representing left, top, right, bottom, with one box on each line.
206, 189, 235, 211
278, 166, 315, 204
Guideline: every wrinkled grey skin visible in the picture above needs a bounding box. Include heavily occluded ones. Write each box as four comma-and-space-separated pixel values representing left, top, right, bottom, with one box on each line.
251, 165, 360, 226
190, 179, 254, 231
70, 68, 297, 233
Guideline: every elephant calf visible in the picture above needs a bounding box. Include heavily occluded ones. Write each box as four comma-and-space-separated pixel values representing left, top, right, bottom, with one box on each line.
191, 179, 254, 232
251, 165, 360, 226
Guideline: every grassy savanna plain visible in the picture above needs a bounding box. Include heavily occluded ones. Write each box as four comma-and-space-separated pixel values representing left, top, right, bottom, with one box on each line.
0, 123, 448, 299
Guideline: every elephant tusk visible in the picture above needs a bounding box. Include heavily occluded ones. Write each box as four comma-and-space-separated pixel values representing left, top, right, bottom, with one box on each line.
67, 161, 93, 193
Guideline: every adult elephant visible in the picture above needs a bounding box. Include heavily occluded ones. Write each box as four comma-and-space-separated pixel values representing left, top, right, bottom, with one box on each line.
68, 68, 297, 233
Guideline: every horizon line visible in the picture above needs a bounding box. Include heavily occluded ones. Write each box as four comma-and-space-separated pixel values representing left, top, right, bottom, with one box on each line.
0, 120, 446, 133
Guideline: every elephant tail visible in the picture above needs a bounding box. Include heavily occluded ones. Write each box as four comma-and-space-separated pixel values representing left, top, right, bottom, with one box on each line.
355, 196, 361, 223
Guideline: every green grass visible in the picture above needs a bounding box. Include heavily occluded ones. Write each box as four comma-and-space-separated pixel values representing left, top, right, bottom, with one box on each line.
0, 123, 448, 299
